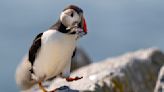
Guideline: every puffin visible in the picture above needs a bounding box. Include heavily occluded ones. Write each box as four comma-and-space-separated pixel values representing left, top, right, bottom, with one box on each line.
15, 5, 87, 92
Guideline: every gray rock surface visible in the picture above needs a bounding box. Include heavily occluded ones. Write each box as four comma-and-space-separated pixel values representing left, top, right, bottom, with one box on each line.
33, 48, 164, 92
154, 66, 164, 92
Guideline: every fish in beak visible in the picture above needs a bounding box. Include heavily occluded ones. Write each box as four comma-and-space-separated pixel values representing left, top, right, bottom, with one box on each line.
76, 15, 87, 37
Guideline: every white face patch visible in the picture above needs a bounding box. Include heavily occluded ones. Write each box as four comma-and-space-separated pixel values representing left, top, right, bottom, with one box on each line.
60, 9, 81, 28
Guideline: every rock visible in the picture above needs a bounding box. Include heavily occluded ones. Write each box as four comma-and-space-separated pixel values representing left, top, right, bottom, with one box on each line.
45, 48, 164, 92
29, 48, 164, 92
154, 66, 164, 92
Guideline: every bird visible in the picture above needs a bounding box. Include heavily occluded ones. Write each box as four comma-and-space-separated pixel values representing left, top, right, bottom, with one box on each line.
15, 5, 87, 92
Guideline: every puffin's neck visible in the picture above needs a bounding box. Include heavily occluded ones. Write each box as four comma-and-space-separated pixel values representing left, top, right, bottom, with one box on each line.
49, 20, 70, 33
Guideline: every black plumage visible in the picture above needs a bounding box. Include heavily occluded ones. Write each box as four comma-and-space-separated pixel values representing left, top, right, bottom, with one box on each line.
28, 33, 43, 73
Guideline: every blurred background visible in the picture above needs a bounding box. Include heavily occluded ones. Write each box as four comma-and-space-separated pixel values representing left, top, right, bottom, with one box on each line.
0, 0, 164, 91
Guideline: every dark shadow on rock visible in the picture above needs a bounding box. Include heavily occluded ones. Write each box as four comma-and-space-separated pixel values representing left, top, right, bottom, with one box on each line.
56, 86, 96, 92
56, 86, 79, 92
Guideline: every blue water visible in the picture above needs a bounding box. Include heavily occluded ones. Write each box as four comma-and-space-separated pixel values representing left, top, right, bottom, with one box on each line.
0, 0, 164, 91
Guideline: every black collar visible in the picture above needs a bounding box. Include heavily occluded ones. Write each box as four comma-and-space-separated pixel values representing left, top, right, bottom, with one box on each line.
49, 20, 76, 34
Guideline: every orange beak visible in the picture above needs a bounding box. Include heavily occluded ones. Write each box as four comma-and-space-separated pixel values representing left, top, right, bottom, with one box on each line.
82, 16, 87, 34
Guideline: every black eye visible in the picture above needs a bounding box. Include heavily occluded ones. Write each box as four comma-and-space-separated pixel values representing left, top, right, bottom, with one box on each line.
70, 12, 74, 17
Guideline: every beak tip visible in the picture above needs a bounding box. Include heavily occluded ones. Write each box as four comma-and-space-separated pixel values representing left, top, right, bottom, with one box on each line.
83, 18, 88, 33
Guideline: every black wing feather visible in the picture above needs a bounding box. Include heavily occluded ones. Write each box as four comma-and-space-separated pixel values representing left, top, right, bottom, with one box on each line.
29, 33, 43, 66
72, 48, 76, 58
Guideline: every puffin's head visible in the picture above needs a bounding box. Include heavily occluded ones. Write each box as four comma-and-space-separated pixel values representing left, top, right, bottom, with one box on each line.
60, 5, 87, 36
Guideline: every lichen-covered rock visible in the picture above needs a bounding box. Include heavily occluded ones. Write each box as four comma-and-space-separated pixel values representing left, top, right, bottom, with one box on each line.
31, 48, 164, 92
154, 66, 164, 92
46, 48, 164, 92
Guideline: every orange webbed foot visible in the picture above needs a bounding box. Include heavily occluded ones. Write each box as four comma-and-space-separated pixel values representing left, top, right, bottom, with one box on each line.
66, 76, 83, 82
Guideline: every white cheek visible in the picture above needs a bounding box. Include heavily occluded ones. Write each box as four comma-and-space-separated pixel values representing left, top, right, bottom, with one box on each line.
60, 12, 73, 27
60, 12, 81, 27
74, 13, 81, 22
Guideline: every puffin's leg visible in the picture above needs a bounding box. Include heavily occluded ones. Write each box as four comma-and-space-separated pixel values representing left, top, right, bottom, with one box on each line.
38, 82, 48, 92
66, 76, 83, 82
38, 81, 58, 92
33, 74, 50, 92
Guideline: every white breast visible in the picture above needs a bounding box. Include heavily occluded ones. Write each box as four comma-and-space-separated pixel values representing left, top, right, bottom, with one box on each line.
33, 30, 77, 80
